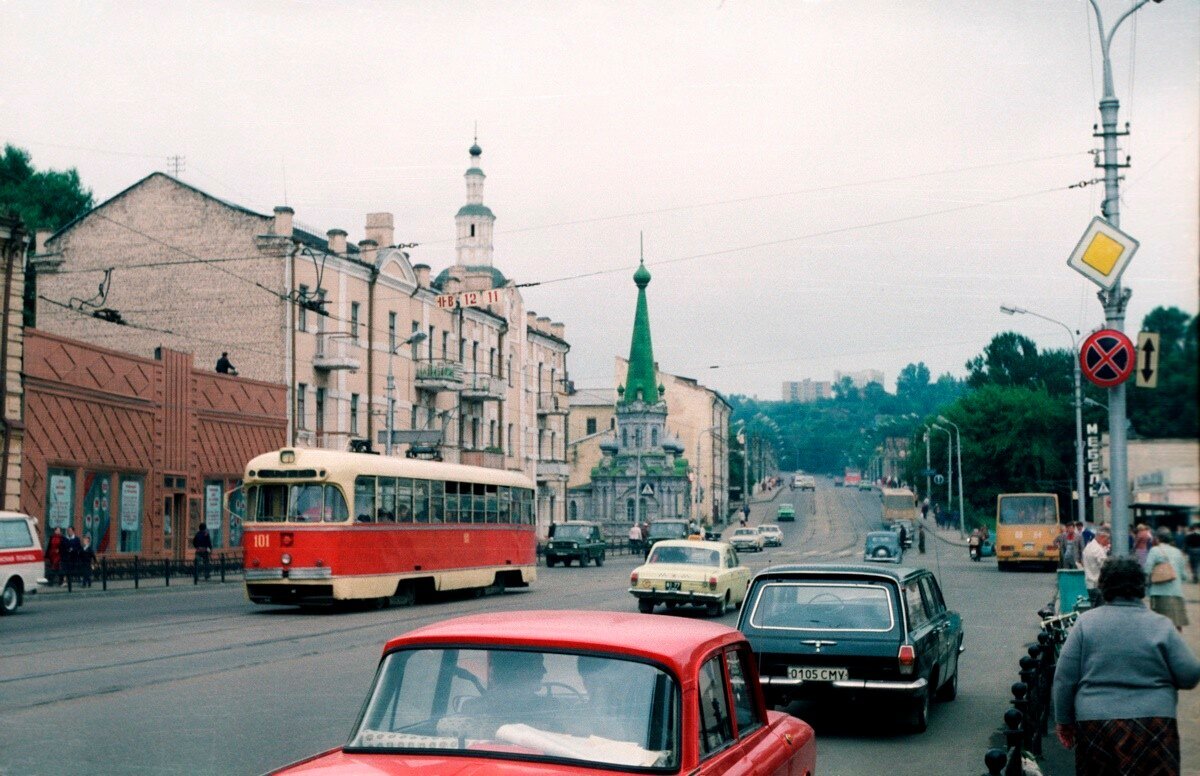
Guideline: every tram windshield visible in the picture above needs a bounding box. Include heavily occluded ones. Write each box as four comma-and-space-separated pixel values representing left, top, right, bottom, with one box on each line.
245, 483, 349, 523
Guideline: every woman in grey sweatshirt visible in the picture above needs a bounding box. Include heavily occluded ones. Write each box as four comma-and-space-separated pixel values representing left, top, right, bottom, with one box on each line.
1053, 558, 1200, 775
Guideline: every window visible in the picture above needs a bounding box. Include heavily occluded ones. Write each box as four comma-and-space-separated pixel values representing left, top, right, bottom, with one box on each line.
350, 302, 360, 341
378, 478, 396, 521
507, 424, 514, 455
726, 648, 764, 738
46, 467, 75, 534
489, 347, 496, 376
651, 428, 658, 447
350, 394, 359, 435
919, 575, 946, 618
507, 354, 513, 387
441, 331, 449, 359
905, 581, 929, 630
396, 478, 414, 521
459, 337, 466, 362
410, 405, 418, 430
298, 284, 309, 331
472, 341, 478, 369
0, 519, 32, 550
470, 223, 475, 237
698, 655, 735, 757
355, 477, 376, 522
296, 384, 307, 429
82, 471, 111, 551
569, 502, 578, 520
388, 312, 397, 351
118, 474, 143, 552
635, 428, 642, 448
413, 479, 430, 523
627, 498, 635, 521
315, 387, 325, 434
489, 420, 496, 447
586, 417, 597, 435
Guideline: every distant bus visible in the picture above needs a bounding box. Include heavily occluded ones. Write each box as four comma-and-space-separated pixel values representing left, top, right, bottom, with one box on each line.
240, 448, 537, 607
881, 488, 918, 525
995, 493, 1060, 570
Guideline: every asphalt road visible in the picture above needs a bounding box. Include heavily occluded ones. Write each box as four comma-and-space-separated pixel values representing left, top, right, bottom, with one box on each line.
0, 478, 1067, 776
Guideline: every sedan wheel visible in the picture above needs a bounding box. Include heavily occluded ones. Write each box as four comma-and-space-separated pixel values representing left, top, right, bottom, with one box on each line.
908, 689, 932, 733
638, 599, 655, 614
0, 582, 18, 615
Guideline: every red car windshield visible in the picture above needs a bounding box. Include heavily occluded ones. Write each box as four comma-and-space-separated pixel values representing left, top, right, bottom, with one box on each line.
347, 648, 680, 770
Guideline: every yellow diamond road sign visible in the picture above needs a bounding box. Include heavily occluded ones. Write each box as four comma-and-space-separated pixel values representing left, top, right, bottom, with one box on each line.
1067, 216, 1139, 290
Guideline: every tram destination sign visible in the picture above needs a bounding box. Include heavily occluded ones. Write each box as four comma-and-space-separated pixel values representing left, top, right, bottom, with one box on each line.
436, 288, 505, 310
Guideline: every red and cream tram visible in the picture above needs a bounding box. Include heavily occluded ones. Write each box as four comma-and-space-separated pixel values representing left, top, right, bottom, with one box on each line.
240, 448, 537, 607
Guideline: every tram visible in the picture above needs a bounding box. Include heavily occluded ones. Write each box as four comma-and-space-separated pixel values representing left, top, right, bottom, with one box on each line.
240, 448, 537, 607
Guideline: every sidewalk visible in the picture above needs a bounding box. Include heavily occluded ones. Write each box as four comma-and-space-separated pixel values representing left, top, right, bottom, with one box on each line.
34, 566, 242, 598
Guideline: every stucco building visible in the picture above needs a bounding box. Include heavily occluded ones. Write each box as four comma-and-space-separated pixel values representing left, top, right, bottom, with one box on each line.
33, 143, 570, 535
0, 215, 26, 512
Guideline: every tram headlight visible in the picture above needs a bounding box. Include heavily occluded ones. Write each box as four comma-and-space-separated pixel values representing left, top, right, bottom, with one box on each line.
281, 553, 292, 566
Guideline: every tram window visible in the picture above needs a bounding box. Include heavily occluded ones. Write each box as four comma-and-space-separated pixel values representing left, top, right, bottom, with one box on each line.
378, 477, 397, 522
430, 480, 445, 523
498, 487, 512, 522
396, 478, 414, 522
289, 484, 325, 521
324, 486, 349, 522
486, 484, 499, 523
473, 482, 486, 523
445, 481, 460, 523
355, 476, 376, 523
413, 479, 430, 523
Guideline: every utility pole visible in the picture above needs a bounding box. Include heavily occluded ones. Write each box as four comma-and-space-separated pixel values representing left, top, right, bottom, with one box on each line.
1086, 0, 1154, 555
924, 429, 931, 503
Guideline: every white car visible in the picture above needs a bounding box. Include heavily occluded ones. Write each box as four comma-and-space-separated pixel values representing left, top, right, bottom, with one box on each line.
629, 540, 750, 616
729, 526, 765, 552
1, 511, 43, 615
756, 524, 784, 547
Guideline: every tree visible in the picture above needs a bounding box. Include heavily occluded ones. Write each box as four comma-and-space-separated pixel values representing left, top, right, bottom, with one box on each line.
1128, 306, 1199, 438
0, 144, 93, 233
896, 362, 931, 397
966, 332, 1072, 396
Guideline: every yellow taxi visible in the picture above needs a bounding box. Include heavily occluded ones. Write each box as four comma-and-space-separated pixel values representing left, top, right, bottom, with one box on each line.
629, 540, 750, 617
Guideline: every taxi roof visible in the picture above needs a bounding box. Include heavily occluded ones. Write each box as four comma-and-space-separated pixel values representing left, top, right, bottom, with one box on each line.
383, 610, 744, 679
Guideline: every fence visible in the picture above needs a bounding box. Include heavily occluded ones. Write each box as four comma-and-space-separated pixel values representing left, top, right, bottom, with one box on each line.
50, 553, 244, 593
982, 607, 1077, 775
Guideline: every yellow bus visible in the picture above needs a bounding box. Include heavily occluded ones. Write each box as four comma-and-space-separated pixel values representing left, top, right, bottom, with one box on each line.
995, 493, 1060, 570
881, 488, 918, 525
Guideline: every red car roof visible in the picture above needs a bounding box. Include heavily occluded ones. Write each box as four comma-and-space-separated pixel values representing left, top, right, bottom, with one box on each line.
383, 610, 744, 676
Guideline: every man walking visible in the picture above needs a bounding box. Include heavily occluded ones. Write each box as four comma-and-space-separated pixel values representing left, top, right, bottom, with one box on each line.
192, 522, 213, 581
62, 526, 82, 587
1082, 528, 1110, 607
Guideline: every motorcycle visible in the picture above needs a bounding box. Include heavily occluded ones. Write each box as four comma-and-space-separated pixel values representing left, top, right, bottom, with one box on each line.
968, 534, 995, 561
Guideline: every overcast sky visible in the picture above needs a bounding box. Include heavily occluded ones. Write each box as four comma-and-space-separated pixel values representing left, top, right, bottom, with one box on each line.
3, 1, 1196, 398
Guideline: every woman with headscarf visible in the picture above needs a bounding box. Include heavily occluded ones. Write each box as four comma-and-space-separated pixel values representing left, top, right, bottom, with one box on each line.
1134, 523, 1154, 565
1053, 558, 1200, 775
1145, 528, 1189, 633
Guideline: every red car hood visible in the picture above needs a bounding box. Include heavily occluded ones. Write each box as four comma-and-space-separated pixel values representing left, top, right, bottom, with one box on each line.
273, 749, 645, 775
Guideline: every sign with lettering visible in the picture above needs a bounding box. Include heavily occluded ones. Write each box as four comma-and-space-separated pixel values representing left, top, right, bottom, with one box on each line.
1085, 422, 1106, 497
120, 480, 142, 531
48, 474, 72, 528
435, 288, 505, 310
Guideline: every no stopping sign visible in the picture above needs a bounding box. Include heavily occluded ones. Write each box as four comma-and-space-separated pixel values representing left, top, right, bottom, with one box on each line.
1080, 329, 1135, 388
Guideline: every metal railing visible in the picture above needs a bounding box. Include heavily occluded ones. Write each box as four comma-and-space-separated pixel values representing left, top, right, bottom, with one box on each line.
48, 553, 244, 592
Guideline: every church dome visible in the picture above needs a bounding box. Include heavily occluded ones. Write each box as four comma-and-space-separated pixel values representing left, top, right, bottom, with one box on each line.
470, 143, 482, 157
431, 265, 508, 291
456, 203, 495, 219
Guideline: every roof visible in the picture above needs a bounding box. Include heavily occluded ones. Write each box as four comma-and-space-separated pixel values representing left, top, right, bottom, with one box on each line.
245, 448, 534, 490
456, 203, 495, 219
383, 610, 743, 675
752, 563, 922, 582
431, 265, 508, 291
622, 260, 660, 405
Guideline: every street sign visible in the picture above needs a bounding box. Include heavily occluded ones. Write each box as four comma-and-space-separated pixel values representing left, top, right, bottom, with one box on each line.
1085, 422, 1105, 497
435, 287, 505, 310
377, 429, 443, 446
1080, 329, 1135, 388
934, 474, 945, 486
919, 468, 938, 478
1066, 216, 1140, 290
1136, 331, 1160, 389
1090, 479, 1111, 497
640, 483, 656, 496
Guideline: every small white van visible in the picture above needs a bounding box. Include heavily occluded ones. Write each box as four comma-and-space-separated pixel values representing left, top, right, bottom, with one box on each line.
0, 511, 43, 615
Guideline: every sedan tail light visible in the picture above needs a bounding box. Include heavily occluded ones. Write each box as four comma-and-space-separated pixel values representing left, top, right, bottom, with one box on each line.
898, 644, 916, 675
708, 576, 718, 591
630, 571, 638, 585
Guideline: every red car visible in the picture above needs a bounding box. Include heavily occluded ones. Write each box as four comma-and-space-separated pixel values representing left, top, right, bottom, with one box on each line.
273, 610, 816, 775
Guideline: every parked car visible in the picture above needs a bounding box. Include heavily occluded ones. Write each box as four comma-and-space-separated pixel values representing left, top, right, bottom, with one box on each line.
833, 476, 844, 487
863, 531, 903, 563
776, 503, 796, 522
545, 521, 607, 567
737, 564, 963, 733
757, 524, 784, 547
0, 511, 43, 615
729, 527, 765, 553
858, 481, 875, 491
629, 540, 750, 616
643, 520, 690, 557
272, 610, 816, 775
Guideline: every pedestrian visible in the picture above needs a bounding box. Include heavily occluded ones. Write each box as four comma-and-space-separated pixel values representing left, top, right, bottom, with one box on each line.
1053, 558, 1200, 776
920, 499, 929, 521
45, 526, 63, 586
62, 526, 82, 586
192, 522, 213, 580
627, 521, 642, 554
1081, 528, 1110, 608
215, 351, 237, 375
1184, 523, 1200, 584
933, 503, 942, 528
1080, 520, 1095, 547
1134, 523, 1154, 566
78, 534, 97, 588
1144, 528, 1189, 633
1057, 523, 1082, 570
917, 522, 925, 554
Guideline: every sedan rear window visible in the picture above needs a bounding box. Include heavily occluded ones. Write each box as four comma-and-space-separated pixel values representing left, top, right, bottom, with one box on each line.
648, 545, 720, 566
748, 582, 895, 632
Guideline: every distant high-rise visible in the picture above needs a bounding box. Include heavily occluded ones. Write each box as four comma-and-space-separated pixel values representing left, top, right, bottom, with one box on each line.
834, 369, 885, 390
782, 379, 833, 403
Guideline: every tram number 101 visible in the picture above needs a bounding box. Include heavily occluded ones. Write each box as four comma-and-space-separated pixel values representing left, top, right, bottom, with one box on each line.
251, 534, 270, 548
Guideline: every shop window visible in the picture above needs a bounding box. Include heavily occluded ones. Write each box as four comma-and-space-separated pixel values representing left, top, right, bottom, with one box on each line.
82, 471, 111, 553
118, 475, 144, 553
228, 481, 246, 547
205, 480, 224, 549
46, 468, 75, 536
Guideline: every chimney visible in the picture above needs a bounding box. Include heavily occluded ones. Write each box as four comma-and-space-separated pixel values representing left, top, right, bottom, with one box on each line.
413, 263, 431, 287
526, 312, 538, 331
273, 206, 294, 237
550, 322, 565, 340
327, 228, 348, 255
34, 230, 53, 254
365, 212, 394, 248
537, 316, 551, 334
358, 239, 378, 266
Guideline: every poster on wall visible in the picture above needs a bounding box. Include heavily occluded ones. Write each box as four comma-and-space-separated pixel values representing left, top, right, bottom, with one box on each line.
120, 480, 141, 531
48, 474, 72, 528
83, 472, 112, 553
205, 483, 223, 548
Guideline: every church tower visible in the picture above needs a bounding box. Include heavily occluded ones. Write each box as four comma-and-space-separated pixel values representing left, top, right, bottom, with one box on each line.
454, 141, 495, 267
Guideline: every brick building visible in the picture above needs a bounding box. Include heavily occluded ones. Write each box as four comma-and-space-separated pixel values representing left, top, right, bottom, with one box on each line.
0, 215, 26, 512
33, 142, 571, 535
21, 329, 286, 559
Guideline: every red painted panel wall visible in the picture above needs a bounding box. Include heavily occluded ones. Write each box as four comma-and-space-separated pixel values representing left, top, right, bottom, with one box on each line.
21, 329, 287, 559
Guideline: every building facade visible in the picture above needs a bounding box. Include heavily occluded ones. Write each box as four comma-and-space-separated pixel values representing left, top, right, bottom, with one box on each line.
782, 379, 832, 403
34, 143, 570, 536
567, 262, 694, 531
834, 369, 885, 390
0, 216, 26, 512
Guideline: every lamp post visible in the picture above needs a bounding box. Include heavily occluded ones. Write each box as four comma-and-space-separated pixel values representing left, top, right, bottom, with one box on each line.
937, 416, 965, 537
695, 423, 727, 526
923, 429, 931, 503
385, 331, 428, 456
1000, 304, 1086, 526
929, 425, 953, 520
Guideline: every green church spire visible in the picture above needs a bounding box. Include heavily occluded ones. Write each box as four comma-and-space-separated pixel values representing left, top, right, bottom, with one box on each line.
622, 255, 660, 404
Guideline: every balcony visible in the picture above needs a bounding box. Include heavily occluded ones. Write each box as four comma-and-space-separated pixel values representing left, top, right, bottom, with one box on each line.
536, 392, 568, 416
461, 371, 506, 401
536, 459, 570, 480
461, 449, 506, 470
313, 333, 361, 371
415, 359, 464, 392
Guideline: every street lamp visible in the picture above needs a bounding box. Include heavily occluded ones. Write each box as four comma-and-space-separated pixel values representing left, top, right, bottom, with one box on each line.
937, 416, 965, 537
1001, 304, 1086, 526
385, 331, 428, 456
928, 424, 953, 523
694, 422, 727, 526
